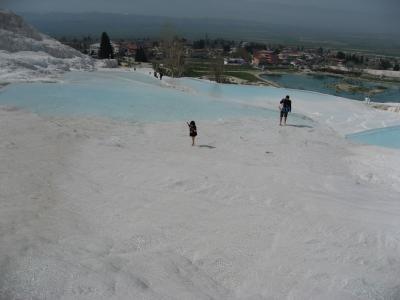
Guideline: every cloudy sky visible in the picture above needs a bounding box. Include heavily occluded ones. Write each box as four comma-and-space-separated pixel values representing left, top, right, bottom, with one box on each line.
2, 0, 399, 34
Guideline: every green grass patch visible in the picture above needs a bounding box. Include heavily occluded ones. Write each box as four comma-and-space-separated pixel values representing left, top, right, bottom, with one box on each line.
183, 68, 209, 77
184, 66, 261, 82
224, 71, 259, 82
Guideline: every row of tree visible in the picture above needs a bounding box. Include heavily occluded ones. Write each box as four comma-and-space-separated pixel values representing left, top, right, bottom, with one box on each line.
336, 51, 366, 64
98, 32, 148, 62
337, 51, 399, 70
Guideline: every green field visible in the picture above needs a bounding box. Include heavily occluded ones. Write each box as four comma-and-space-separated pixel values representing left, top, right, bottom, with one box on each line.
183, 59, 262, 83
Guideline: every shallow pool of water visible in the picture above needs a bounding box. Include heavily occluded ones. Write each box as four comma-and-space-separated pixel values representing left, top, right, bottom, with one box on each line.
0, 71, 278, 122
1, 70, 400, 149
347, 126, 400, 149
261, 73, 400, 103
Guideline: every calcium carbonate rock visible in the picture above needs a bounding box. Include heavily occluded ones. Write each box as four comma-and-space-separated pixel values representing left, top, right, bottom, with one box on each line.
0, 10, 94, 83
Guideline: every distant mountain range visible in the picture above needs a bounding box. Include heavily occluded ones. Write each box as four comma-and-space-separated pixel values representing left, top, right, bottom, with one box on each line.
19, 12, 400, 56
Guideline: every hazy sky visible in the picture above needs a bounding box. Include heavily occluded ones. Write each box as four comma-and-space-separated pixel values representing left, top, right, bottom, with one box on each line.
2, 0, 399, 34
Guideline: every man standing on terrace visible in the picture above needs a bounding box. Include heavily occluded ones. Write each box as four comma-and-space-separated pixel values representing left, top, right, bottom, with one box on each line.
279, 95, 292, 126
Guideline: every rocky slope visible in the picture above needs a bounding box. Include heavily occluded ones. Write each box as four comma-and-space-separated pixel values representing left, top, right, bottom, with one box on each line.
0, 10, 93, 83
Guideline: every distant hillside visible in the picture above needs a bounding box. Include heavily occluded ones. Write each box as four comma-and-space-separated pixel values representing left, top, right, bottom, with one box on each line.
20, 12, 400, 56
0, 10, 93, 83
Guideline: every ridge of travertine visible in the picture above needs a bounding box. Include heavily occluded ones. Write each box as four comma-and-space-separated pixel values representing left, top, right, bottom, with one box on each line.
0, 10, 94, 82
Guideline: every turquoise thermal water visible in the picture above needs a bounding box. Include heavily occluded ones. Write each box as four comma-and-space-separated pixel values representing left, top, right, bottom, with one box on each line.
347, 126, 400, 149
0, 71, 280, 122
261, 73, 400, 103
1, 70, 399, 149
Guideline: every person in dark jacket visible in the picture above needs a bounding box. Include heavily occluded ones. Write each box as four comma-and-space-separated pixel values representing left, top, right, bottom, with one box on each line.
187, 121, 197, 146
279, 95, 292, 126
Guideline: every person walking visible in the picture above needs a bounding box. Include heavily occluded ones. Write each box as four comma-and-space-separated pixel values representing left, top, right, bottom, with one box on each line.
279, 95, 292, 126
187, 121, 197, 146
